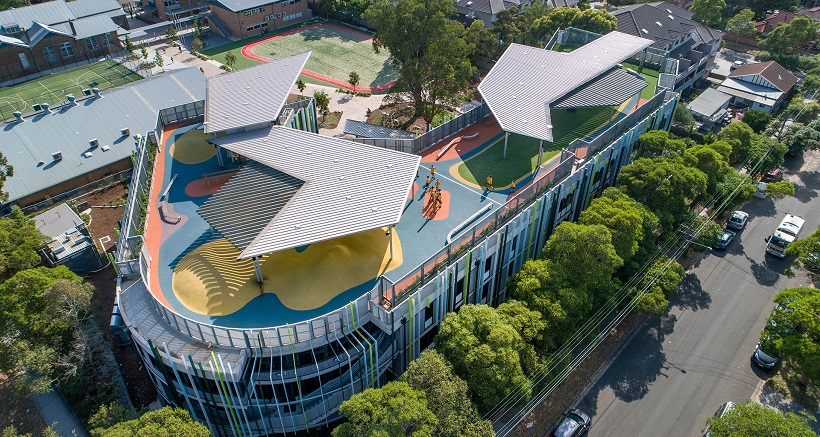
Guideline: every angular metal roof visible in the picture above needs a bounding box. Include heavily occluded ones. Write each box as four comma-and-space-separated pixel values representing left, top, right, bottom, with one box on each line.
477, 31, 652, 142
53, 14, 122, 39
207, 126, 421, 259
34, 202, 84, 238
198, 162, 303, 251
552, 68, 647, 109
1, 68, 206, 204
343, 119, 417, 139
686, 88, 731, 118
65, 0, 123, 19
204, 52, 310, 134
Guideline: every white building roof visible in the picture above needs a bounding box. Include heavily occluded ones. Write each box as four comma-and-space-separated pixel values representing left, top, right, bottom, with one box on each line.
204, 52, 310, 134
207, 126, 420, 259
716, 77, 783, 107
477, 31, 653, 142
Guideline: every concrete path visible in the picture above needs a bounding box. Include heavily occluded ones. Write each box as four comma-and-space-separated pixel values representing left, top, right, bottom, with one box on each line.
294, 83, 388, 137
32, 390, 89, 437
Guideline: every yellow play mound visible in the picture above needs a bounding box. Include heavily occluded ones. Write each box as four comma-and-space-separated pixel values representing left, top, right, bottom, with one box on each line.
171, 228, 403, 316
169, 130, 215, 164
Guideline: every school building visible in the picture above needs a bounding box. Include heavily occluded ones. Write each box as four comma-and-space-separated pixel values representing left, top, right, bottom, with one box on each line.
207, 0, 310, 39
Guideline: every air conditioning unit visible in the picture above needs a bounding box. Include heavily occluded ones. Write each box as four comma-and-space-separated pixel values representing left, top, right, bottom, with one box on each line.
120, 127, 130, 137
89, 138, 99, 148
52, 151, 63, 161
101, 145, 110, 152
32, 104, 41, 111
82, 89, 92, 96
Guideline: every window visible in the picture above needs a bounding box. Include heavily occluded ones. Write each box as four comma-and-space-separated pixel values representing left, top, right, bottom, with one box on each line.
59, 42, 74, 58
42, 46, 57, 63
86, 37, 99, 51
18, 52, 30, 69
245, 22, 267, 32
101, 33, 111, 46
283, 11, 302, 21
3, 24, 21, 33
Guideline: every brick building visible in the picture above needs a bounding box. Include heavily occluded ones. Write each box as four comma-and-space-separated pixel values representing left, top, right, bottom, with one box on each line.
0, 0, 127, 83
208, 0, 309, 39
140, 0, 209, 22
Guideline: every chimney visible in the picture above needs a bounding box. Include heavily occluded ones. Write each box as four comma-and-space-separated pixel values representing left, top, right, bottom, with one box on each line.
22, 27, 30, 42
66, 94, 76, 106
41, 103, 50, 114
68, 19, 76, 35
92, 88, 101, 98
13, 111, 24, 123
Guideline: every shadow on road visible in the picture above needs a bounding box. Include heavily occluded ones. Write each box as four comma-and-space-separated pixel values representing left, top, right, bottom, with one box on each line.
671, 273, 711, 312
743, 197, 778, 219
793, 170, 820, 204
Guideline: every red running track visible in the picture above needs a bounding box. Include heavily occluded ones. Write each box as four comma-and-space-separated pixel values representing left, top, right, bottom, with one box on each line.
241, 23, 396, 93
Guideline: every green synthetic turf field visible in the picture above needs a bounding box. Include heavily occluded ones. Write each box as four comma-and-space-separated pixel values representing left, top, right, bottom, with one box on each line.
0, 60, 141, 119
203, 22, 397, 90
456, 106, 614, 187
622, 62, 660, 100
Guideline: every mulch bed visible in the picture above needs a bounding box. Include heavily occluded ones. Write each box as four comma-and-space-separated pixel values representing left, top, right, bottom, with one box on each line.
0, 373, 46, 435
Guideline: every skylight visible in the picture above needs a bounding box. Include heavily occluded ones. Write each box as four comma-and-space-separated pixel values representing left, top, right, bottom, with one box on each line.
641, 28, 649, 34
465, 1, 473, 6
655, 21, 663, 27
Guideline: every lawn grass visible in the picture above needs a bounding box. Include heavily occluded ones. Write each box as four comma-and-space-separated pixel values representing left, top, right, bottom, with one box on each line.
0, 60, 141, 119
203, 20, 397, 90
622, 61, 660, 100
456, 106, 613, 187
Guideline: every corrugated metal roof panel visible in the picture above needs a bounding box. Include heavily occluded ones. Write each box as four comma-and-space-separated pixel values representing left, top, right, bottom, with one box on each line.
0, 68, 206, 203
34, 202, 83, 237
208, 126, 420, 259
553, 68, 647, 108
204, 52, 310, 134
63, 14, 121, 38
65, 0, 123, 18
686, 88, 731, 118
477, 31, 652, 142
0, 1, 73, 35
198, 162, 303, 251
343, 119, 417, 139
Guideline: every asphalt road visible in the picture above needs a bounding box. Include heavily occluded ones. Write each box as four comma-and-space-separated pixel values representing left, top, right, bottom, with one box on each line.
577, 150, 820, 437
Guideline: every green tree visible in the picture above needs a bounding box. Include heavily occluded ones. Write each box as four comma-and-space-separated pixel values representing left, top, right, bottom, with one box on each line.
313, 90, 330, 118
435, 303, 539, 409
759, 16, 819, 55
674, 104, 696, 133
165, 25, 177, 45
579, 190, 648, 263
333, 381, 437, 437
0, 150, 11, 203
96, 407, 209, 437
760, 287, 820, 385
686, 144, 732, 195
787, 120, 820, 154
348, 71, 360, 94
0, 0, 26, 11
465, 20, 502, 61
2, 426, 58, 437
718, 121, 755, 164
706, 399, 816, 436
747, 135, 787, 175
617, 156, 708, 231
742, 109, 772, 133
315, 0, 339, 18
726, 9, 757, 43
223, 50, 236, 69
364, 0, 475, 123
89, 402, 135, 436
632, 257, 685, 314
747, 0, 799, 20
541, 222, 623, 294
715, 171, 757, 211
153, 49, 164, 71
764, 181, 795, 200
139, 44, 148, 60
124, 35, 134, 54
0, 208, 49, 282
691, 214, 724, 250
635, 130, 687, 158
786, 227, 820, 274
691, 0, 726, 28
295, 78, 306, 97
400, 350, 494, 437
192, 37, 203, 53
0, 267, 93, 393
570, 8, 618, 35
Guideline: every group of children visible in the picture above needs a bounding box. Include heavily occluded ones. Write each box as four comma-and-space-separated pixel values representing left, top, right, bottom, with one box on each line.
424, 166, 444, 212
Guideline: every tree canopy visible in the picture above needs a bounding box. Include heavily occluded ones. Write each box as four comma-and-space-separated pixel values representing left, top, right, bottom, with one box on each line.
705, 399, 816, 437
759, 16, 819, 55
400, 350, 494, 437
0, 150, 11, 203
747, 0, 800, 20
364, 0, 475, 123
580, 189, 657, 265
632, 256, 685, 315
94, 407, 210, 437
787, 120, 820, 154
334, 381, 437, 437
718, 121, 755, 164
785, 227, 820, 274
742, 109, 772, 134
726, 9, 757, 41
690, 0, 726, 28
760, 287, 820, 385
0, 207, 49, 282
435, 302, 544, 409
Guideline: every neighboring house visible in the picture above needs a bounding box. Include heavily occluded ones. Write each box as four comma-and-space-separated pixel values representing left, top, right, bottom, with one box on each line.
0, 0, 128, 83
207, 0, 310, 38
801, 6, 820, 20
34, 202, 103, 275
0, 68, 206, 210
613, 2, 724, 94
686, 87, 731, 131
454, 0, 535, 28
755, 10, 800, 36
716, 61, 799, 113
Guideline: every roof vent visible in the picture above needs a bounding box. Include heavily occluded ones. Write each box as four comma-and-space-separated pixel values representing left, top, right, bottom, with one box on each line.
52, 151, 63, 161
89, 138, 99, 148
666, 8, 671, 12
40, 103, 50, 114
31, 104, 41, 112
641, 28, 649, 34
66, 94, 76, 106
13, 111, 23, 123
668, 14, 674, 20
82, 88, 92, 96
92, 88, 101, 98
82, 151, 93, 158
101, 145, 110, 151
655, 21, 662, 27
120, 127, 130, 137
465, 1, 473, 6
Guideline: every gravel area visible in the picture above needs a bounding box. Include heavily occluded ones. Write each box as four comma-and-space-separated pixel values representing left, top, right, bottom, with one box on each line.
294, 83, 389, 137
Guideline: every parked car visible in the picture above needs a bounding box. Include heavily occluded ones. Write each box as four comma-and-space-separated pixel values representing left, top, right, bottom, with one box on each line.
704, 401, 735, 436
753, 182, 767, 199
752, 343, 780, 370
551, 409, 591, 437
761, 168, 783, 182
730, 60, 744, 70
727, 211, 749, 230
714, 229, 736, 250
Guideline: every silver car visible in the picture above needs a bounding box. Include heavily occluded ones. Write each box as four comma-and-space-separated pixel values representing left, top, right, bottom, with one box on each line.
727, 211, 749, 230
